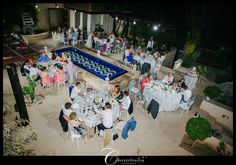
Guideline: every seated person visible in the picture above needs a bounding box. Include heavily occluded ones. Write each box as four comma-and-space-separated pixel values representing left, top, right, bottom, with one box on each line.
70, 82, 84, 101
50, 52, 60, 65
111, 85, 123, 102
63, 102, 73, 121
29, 63, 41, 81
140, 73, 152, 91
20, 59, 31, 76
180, 85, 192, 103
175, 77, 186, 92
60, 52, 66, 62
162, 72, 174, 85
38, 51, 50, 63
39, 66, 53, 83
126, 52, 133, 63
120, 91, 131, 112
95, 102, 113, 136
68, 112, 86, 137
53, 65, 64, 82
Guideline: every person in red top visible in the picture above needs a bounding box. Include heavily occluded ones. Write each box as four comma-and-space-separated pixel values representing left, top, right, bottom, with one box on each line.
140, 73, 152, 91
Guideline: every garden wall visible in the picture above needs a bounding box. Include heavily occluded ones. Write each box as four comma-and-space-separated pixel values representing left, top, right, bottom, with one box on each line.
199, 99, 233, 133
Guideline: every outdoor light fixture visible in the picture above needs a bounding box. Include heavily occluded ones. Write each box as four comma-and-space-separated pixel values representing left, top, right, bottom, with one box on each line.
115, 17, 118, 20
56, 5, 59, 8
153, 25, 158, 30
133, 21, 136, 25
158, 24, 161, 27
35, 4, 38, 8
74, 10, 77, 12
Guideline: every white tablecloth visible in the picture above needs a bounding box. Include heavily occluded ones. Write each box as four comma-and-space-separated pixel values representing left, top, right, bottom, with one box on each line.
184, 74, 198, 89
143, 81, 182, 112
73, 90, 120, 128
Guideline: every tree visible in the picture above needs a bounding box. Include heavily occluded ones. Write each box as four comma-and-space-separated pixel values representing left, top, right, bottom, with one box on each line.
185, 117, 212, 141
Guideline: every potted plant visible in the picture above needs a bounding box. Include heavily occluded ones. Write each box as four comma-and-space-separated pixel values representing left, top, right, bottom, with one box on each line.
203, 86, 221, 100
216, 141, 231, 156
22, 76, 37, 103
185, 117, 212, 141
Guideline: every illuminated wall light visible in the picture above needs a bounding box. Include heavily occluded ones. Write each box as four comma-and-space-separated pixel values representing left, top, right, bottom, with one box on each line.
35, 4, 38, 8
74, 10, 77, 12
133, 21, 136, 25
56, 5, 59, 8
153, 25, 158, 30
115, 17, 118, 20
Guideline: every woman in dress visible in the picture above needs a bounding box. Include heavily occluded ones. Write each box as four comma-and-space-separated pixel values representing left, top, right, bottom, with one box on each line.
85, 32, 93, 48
140, 73, 152, 91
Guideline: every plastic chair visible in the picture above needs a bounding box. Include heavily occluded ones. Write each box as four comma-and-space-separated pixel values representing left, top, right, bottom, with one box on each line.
67, 124, 87, 151
54, 74, 65, 91
41, 74, 53, 89
179, 94, 196, 117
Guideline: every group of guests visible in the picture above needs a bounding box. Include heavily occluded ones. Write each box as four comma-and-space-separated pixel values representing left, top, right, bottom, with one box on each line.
21, 48, 74, 85
138, 71, 192, 104
85, 31, 128, 53
53, 26, 83, 45
63, 82, 132, 137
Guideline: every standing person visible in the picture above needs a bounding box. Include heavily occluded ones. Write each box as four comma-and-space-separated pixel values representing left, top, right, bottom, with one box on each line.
64, 60, 73, 84
146, 36, 154, 52
95, 102, 113, 137
85, 32, 93, 48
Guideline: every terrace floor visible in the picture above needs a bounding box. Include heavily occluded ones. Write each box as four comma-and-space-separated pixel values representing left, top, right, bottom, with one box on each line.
3, 39, 220, 156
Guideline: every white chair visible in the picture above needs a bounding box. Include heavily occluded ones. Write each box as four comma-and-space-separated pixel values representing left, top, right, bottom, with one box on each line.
179, 94, 196, 117
67, 125, 87, 151
101, 128, 114, 148
119, 109, 128, 121
54, 74, 66, 91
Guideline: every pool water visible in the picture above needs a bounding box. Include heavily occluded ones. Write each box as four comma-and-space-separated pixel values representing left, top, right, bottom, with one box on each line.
53, 47, 127, 81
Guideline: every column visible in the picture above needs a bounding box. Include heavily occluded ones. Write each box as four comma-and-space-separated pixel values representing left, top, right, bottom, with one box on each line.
100, 14, 104, 26
69, 10, 75, 28
7, 64, 29, 126
80, 12, 83, 30
87, 13, 92, 35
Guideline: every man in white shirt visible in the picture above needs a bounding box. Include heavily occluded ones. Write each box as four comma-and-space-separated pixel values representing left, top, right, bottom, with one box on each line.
62, 102, 73, 121
162, 72, 174, 85
120, 91, 131, 111
70, 82, 84, 101
29, 63, 41, 81
95, 102, 113, 136
180, 85, 192, 103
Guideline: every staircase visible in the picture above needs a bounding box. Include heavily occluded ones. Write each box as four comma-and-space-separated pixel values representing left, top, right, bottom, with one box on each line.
22, 13, 34, 34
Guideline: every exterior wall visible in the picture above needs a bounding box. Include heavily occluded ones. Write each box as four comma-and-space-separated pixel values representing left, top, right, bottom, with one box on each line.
36, 3, 63, 31
83, 13, 87, 31
199, 99, 233, 132
103, 14, 113, 33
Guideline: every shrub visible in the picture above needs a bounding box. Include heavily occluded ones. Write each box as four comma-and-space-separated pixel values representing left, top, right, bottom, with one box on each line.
215, 70, 233, 83
185, 117, 212, 141
182, 49, 202, 68
203, 86, 221, 99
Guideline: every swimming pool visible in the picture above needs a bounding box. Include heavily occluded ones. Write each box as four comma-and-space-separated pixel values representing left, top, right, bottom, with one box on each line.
53, 47, 127, 81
